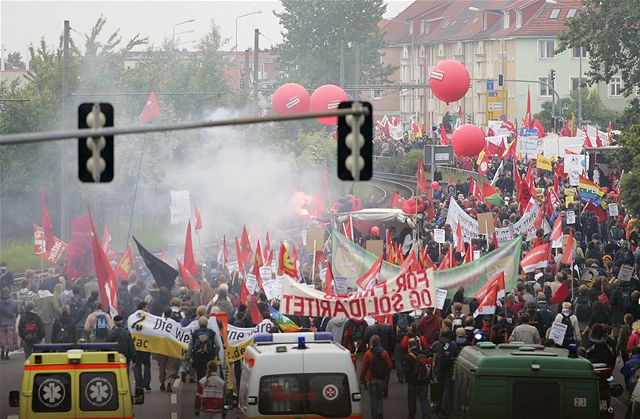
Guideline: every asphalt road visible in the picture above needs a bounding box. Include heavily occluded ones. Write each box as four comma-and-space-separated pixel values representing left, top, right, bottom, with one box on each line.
0, 349, 631, 419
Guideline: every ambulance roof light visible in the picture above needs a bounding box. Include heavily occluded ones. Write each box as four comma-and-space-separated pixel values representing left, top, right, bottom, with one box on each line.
253, 332, 334, 345
253, 334, 274, 343
313, 332, 333, 341
33, 343, 120, 353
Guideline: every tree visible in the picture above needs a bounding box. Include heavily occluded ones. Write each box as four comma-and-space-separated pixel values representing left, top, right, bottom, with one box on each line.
533, 88, 618, 131
6, 52, 25, 69
275, 0, 395, 88
557, 0, 640, 99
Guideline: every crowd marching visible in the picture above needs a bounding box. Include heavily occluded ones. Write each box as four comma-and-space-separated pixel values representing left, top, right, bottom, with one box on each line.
1, 124, 639, 419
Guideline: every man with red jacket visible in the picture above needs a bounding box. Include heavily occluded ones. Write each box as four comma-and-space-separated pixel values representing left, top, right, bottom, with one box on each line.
359, 335, 393, 419
400, 322, 429, 353
420, 307, 442, 344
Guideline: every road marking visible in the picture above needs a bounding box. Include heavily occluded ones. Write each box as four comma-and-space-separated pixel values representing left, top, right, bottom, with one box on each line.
174, 378, 181, 389
171, 412, 178, 419
8, 415, 19, 419
171, 393, 177, 404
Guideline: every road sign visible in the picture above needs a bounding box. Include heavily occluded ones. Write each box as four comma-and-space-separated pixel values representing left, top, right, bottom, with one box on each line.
424, 145, 454, 166
487, 79, 494, 90
486, 90, 505, 121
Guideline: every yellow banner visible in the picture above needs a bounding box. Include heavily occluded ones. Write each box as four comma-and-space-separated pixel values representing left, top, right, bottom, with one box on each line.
226, 339, 254, 363
566, 195, 575, 207
536, 154, 552, 171
132, 333, 187, 359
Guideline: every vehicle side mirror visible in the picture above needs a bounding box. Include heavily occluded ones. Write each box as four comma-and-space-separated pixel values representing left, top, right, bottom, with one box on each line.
9, 391, 19, 407
132, 388, 144, 405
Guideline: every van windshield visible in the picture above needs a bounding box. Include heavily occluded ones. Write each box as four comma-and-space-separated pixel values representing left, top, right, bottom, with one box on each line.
259, 373, 351, 418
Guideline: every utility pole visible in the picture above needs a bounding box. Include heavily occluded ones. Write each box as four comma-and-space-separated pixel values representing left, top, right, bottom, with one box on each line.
253, 29, 259, 114
578, 46, 583, 127
60, 20, 70, 240
354, 43, 360, 101
339, 40, 345, 88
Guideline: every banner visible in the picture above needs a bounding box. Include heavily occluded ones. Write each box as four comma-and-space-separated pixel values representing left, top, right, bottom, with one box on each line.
332, 229, 522, 297
128, 310, 224, 363
170, 190, 191, 225
33, 224, 68, 265
282, 269, 437, 319
63, 213, 94, 279
227, 320, 274, 346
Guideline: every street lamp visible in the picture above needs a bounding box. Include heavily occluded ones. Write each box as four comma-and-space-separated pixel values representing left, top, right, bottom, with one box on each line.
172, 19, 195, 47
235, 11, 262, 52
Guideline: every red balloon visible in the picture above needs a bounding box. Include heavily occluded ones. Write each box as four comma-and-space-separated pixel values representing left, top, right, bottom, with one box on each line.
429, 60, 470, 104
431, 181, 440, 190
451, 124, 486, 157
272, 83, 310, 115
401, 197, 425, 215
309, 84, 349, 125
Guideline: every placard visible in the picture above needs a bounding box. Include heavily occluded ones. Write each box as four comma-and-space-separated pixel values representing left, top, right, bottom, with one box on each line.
566, 210, 576, 225
549, 321, 568, 346
477, 212, 495, 235
301, 229, 308, 247
259, 266, 272, 281
566, 195, 574, 208
262, 277, 281, 300
306, 228, 325, 251
435, 288, 448, 310
245, 273, 258, 294
473, 250, 481, 261
227, 261, 239, 273
366, 240, 384, 257
619, 265, 635, 282
334, 276, 348, 295
434, 229, 446, 244
608, 203, 619, 217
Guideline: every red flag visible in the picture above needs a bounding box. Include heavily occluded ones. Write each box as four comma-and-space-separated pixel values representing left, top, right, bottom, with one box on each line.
235, 238, 245, 274
63, 213, 94, 279
278, 241, 298, 278
607, 121, 612, 144
183, 220, 198, 277
455, 222, 465, 254
474, 281, 498, 317
524, 88, 532, 128
222, 235, 229, 266
520, 242, 550, 273
440, 123, 450, 145
325, 262, 334, 295
194, 206, 202, 233
533, 207, 545, 231
501, 120, 515, 133
416, 159, 428, 193
595, 126, 603, 147
139, 91, 161, 123
343, 214, 354, 241
469, 177, 484, 201
487, 127, 495, 137
583, 128, 594, 148
550, 282, 570, 305
389, 191, 402, 209
89, 216, 118, 314
356, 255, 384, 290
549, 216, 563, 243
477, 150, 489, 175
101, 224, 111, 254
240, 225, 252, 266
399, 250, 420, 274
533, 119, 546, 138
41, 187, 55, 253
253, 259, 264, 292
475, 272, 505, 301
561, 228, 576, 266
421, 246, 435, 270
177, 259, 200, 291
264, 232, 271, 261
492, 231, 499, 249
463, 244, 473, 264
254, 240, 263, 267
448, 173, 454, 186
426, 201, 435, 222
115, 245, 134, 281
437, 250, 450, 271
449, 246, 457, 268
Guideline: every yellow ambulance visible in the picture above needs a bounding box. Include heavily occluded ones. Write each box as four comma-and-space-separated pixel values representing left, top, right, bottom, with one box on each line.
8, 343, 144, 419
236, 332, 363, 419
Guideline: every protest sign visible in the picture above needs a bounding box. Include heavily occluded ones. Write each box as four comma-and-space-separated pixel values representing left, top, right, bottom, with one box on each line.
566, 195, 575, 208
306, 228, 324, 251
245, 274, 258, 294
282, 269, 436, 318
262, 277, 281, 300
608, 203, 619, 217
566, 211, 576, 224
366, 240, 384, 257
259, 266, 272, 281
477, 213, 495, 235
227, 260, 239, 273
435, 288, 448, 310
619, 265, 635, 282
170, 191, 191, 225
549, 321, 568, 346
334, 276, 349, 295
434, 229, 446, 244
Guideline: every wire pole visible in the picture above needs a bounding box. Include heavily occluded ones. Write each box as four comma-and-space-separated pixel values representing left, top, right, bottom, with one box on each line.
126, 151, 144, 243
60, 20, 70, 240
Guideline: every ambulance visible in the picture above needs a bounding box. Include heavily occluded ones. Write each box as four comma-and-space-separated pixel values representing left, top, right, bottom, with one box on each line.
8, 343, 144, 419
235, 332, 362, 418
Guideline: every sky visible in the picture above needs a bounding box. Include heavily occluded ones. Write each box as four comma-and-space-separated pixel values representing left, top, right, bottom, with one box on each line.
1, 0, 412, 60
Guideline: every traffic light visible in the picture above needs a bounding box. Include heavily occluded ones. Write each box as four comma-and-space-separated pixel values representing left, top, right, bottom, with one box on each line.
78, 103, 114, 182
466, 113, 472, 124
498, 74, 504, 87
549, 69, 556, 82
337, 101, 373, 181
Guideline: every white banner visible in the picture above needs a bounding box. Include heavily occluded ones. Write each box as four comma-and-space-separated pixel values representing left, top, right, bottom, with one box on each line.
226, 319, 274, 346
170, 191, 191, 225
282, 269, 436, 319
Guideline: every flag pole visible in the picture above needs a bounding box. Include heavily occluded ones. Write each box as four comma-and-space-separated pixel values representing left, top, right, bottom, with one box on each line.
311, 240, 317, 283
126, 151, 144, 242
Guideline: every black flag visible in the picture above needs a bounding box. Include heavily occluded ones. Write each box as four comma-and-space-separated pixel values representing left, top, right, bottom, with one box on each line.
133, 236, 177, 290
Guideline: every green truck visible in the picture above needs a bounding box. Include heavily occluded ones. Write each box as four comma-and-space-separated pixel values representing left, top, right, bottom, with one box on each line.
450, 342, 614, 419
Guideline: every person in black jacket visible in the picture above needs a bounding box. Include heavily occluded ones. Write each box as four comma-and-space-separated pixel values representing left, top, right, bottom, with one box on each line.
52, 305, 77, 343
18, 301, 45, 358
365, 321, 394, 357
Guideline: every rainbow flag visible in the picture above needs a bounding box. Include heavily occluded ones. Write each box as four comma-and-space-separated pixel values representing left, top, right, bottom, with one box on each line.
269, 306, 302, 333
578, 177, 605, 205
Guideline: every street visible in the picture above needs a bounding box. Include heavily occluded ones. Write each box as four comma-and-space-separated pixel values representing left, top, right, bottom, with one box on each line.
0, 348, 631, 419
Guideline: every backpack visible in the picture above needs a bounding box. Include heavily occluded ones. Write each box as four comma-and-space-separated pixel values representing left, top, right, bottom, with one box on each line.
574, 295, 591, 322
560, 313, 575, 346
23, 318, 41, 343
370, 350, 389, 380
621, 289, 632, 310
629, 359, 640, 392
414, 344, 433, 384
451, 314, 464, 330
194, 329, 216, 355
93, 314, 109, 339
56, 323, 73, 343
438, 341, 456, 371
69, 298, 85, 324
611, 226, 624, 241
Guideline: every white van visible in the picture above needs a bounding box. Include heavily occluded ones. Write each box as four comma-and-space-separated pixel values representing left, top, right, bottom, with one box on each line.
236, 332, 362, 419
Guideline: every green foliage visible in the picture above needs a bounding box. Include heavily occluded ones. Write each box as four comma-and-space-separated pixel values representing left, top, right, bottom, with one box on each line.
275, 0, 395, 87
611, 125, 640, 216
533, 88, 618, 130
375, 149, 424, 175
7, 52, 25, 69
0, 241, 45, 274
620, 168, 640, 217
557, 0, 640, 98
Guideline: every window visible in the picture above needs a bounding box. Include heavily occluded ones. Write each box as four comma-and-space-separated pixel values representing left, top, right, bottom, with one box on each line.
482, 14, 488, 31
513, 382, 560, 419
420, 19, 426, 34
567, 8, 578, 18
260, 375, 304, 415
372, 89, 382, 100
80, 372, 119, 411
549, 9, 560, 19
539, 77, 554, 97
516, 10, 522, 28
32, 373, 72, 413
609, 76, 622, 97
408, 19, 414, 34
307, 374, 351, 417
571, 77, 586, 91
503, 12, 510, 29
571, 46, 587, 59
538, 40, 555, 59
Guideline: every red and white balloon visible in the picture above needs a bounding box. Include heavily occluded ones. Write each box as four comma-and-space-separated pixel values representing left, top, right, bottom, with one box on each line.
429, 60, 470, 104
451, 124, 485, 157
310, 84, 349, 125
272, 83, 310, 115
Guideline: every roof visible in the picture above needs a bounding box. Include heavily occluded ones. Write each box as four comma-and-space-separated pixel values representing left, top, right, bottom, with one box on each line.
457, 343, 596, 378
383, 0, 586, 46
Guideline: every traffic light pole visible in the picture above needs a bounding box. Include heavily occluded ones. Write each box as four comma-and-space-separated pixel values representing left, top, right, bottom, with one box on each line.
60, 20, 70, 240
